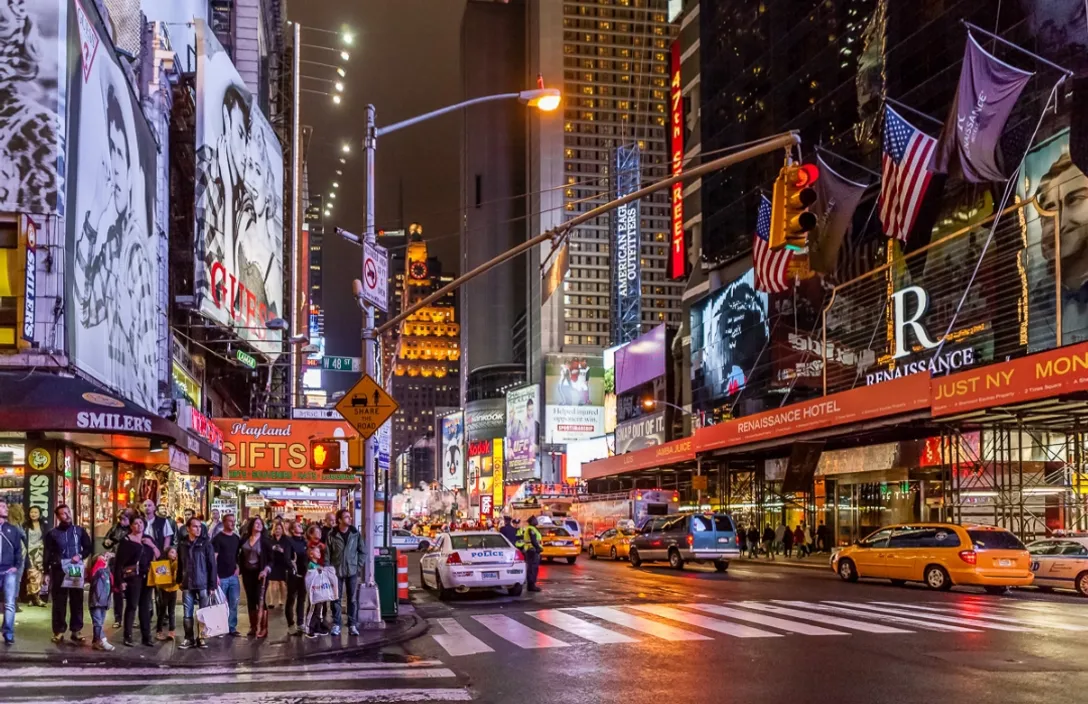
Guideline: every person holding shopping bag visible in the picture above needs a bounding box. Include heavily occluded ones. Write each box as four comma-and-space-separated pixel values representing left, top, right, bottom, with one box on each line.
42, 504, 91, 644
177, 516, 216, 649
238, 517, 272, 638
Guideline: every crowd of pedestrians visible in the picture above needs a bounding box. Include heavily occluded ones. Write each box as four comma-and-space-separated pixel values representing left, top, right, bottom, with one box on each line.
738, 520, 832, 560
0, 498, 372, 650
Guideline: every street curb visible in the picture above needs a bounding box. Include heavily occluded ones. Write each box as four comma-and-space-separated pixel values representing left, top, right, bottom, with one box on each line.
735, 557, 832, 572
0, 614, 430, 668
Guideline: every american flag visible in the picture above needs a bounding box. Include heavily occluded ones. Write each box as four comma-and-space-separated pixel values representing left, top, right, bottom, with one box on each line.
879, 106, 937, 242
753, 195, 791, 293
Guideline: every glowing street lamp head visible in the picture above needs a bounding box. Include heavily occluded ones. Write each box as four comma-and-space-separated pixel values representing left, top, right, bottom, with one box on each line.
332, 94, 342, 105
519, 88, 561, 112
329, 192, 337, 200
340, 51, 350, 61
342, 32, 354, 46
334, 82, 344, 92
336, 67, 346, 77
341, 144, 351, 154
332, 182, 339, 188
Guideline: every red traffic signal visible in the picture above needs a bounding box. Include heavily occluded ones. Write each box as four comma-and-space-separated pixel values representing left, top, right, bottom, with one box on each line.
791, 163, 820, 188
310, 440, 345, 471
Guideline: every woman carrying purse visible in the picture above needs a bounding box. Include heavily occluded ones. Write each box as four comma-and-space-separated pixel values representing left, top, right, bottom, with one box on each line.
238, 517, 272, 638
113, 516, 159, 647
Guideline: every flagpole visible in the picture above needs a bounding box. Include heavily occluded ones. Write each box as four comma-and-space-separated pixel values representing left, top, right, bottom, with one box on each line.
961, 20, 1074, 77
884, 97, 944, 129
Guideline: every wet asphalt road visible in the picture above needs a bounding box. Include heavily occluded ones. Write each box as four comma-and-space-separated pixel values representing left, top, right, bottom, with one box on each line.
382, 551, 1088, 704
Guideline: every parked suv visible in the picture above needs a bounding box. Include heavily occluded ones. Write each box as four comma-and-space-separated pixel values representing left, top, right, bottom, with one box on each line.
629, 513, 740, 572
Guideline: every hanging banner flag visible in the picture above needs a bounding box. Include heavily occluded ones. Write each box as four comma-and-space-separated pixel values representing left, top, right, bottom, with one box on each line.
541, 242, 568, 304
932, 32, 1033, 182
669, 40, 686, 280
807, 155, 867, 274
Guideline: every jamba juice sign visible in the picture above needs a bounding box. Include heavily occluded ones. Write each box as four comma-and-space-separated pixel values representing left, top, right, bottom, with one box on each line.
213, 419, 357, 483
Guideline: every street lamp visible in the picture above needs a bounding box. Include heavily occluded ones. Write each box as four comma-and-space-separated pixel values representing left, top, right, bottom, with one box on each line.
332, 95, 341, 105
641, 398, 691, 415
341, 144, 351, 154
340, 51, 350, 61
342, 32, 354, 46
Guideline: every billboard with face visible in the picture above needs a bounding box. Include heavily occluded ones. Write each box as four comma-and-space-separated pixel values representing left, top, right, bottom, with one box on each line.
690, 269, 769, 408
439, 411, 464, 491
544, 354, 605, 443
1020, 128, 1088, 349
67, 0, 160, 412
0, 0, 66, 215
505, 385, 540, 482
194, 22, 283, 357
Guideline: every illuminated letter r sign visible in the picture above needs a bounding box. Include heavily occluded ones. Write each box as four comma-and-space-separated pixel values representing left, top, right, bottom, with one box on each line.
892, 285, 941, 358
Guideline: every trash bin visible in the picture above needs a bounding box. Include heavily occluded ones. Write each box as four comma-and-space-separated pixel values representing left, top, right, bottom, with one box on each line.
374, 547, 399, 620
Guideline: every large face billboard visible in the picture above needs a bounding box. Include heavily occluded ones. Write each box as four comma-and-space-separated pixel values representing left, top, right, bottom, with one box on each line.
67, 0, 161, 412
194, 22, 283, 356
544, 354, 605, 443
505, 385, 540, 482
0, 0, 66, 215
439, 411, 464, 491
690, 269, 769, 408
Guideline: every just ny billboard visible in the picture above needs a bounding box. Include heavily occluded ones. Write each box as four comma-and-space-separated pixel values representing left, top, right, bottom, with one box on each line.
611, 144, 642, 346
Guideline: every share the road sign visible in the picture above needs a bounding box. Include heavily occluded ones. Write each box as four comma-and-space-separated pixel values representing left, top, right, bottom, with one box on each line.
334, 374, 399, 441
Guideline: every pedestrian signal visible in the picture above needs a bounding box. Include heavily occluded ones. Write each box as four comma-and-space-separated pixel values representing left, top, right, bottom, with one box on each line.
310, 439, 347, 472
769, 163, 819, 251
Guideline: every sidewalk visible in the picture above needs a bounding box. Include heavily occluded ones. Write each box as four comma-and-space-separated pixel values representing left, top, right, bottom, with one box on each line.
0, 602, 427, 667
734, 551, 834, 571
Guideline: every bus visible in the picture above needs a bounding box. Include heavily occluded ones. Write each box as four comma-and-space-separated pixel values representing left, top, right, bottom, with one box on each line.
569, 489, 679, 540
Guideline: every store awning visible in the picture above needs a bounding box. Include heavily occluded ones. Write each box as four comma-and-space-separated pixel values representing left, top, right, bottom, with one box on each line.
0, 371, 221, 470
582, 437, 695, 481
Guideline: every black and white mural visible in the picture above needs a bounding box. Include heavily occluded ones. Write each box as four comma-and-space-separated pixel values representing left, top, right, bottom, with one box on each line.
194, 22, 283, 356
67, 0, 160, 411
0, 0, 65, 214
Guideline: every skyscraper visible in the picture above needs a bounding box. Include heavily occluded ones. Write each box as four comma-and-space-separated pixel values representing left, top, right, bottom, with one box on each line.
526, 0, 682, 380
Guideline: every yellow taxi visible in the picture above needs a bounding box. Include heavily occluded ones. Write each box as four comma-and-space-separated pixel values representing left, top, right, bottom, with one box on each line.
588, 526, 638, 561
832, 523, 1034, 593
539, 525, 581, 564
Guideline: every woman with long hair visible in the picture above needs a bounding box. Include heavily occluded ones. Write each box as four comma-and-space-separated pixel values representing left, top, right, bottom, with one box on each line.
238, 516, 272, 638
101, 509, 132, 627
21, 505, 45, 607
266, 520, 291, 610
113, 515, 159, 647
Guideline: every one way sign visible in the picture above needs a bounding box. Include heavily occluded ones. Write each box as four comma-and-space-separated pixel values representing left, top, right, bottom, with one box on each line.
362, 241, 388, 312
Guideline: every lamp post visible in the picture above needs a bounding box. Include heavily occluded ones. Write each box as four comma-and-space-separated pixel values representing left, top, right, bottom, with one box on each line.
353, 88, 560, 628
640, 398, 705, 508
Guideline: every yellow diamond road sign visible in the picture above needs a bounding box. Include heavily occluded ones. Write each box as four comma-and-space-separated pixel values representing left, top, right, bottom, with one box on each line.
334, 374, 399, 441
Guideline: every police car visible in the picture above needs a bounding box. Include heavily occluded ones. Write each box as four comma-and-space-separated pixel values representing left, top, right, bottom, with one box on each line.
391, 529, 430, 552
1025, 536, 1088, 596
419, 531, 526, 600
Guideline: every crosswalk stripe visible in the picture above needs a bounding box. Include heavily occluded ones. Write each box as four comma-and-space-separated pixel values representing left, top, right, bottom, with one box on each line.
472, 614, 571, 649
3, 690, 475, 703
687, 603, 849, 636
867, 601, 1088, 631
823, 601, 1035, 632
0, 661, 448, 679
432, 617, 495, 656
772, 601, 982, 632
629, 604, 781, 638
732, 602, 912, 634
573, 606, 712, 641
3, 669, 459, 689
527, 609, 640, 644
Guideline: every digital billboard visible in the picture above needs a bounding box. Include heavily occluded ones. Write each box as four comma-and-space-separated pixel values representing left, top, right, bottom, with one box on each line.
439, 411, 464, 491
67, 0, 162, 412
505, 385, 540, 482
194, 21, 283, 357
615, 323, 668, 395
0, 0, 65, 215
611, 144, 642, 344
615, 411, 667, 455
544, 354, 605, 443
690, 269, 769, 407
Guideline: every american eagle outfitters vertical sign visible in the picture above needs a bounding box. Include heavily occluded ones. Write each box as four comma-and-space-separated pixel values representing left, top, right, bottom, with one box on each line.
612, 144, 642, 346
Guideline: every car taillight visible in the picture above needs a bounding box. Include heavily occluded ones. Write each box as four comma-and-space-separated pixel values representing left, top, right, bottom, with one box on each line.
686, 535, 693, 547
735, 534, 740, 546
958, 550, 977, 565
513, 551, 524, 562
446, 553, 463, 565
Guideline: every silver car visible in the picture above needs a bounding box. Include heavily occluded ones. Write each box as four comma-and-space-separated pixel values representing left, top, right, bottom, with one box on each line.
1026, 536, 1088, 596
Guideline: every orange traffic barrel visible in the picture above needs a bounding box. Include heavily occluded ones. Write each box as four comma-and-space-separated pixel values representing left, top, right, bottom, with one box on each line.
397, 552, 409, 602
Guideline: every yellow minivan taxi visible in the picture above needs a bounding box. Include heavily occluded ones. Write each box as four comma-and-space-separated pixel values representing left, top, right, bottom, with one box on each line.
831, 523, 1033, 593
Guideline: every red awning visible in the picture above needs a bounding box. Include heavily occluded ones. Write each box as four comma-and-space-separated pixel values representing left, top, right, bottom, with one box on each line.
581, 437, 695, 481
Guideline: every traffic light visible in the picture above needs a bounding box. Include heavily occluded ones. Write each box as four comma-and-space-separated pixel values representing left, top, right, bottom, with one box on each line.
769, 163, 820, 251
310, 439, 347, 472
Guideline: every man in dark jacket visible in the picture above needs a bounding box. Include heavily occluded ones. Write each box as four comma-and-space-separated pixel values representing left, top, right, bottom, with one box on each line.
285, 521, 307, 635
42, 504, 91, 643
326, 509, 365, 637
177, 516, 216, 649
0, 500, 24, 645
498, 516, 519, 547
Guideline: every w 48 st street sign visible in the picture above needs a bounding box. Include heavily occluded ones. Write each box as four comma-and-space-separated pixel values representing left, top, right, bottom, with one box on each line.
322, 356, 361, 372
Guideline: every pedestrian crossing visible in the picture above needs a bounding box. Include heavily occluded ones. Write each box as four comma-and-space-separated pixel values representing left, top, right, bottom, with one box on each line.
424, 598, 1088, 658
0, 660, 474, 702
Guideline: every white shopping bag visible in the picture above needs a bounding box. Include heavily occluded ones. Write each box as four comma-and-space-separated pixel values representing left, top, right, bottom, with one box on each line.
196, 602, 229, 638
306, 566, 338, 604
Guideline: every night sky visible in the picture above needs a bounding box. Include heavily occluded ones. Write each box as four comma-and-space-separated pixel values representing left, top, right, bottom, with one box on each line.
290, 0, 467, 394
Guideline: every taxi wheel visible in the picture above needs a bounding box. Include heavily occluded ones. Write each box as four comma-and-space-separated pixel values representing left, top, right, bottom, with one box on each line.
566, 556, 577, 565
629, 549, 642, 568
837, 558, 859, 583
589, 547, 598, 560
1075, 571, 1088, 597
610, 547, 618, 561
924, 564, 952, 591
